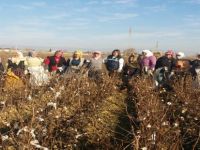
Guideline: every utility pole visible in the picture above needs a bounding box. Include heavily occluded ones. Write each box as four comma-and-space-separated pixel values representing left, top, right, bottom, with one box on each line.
156, 40, 159, 51
128, 27, 132, 49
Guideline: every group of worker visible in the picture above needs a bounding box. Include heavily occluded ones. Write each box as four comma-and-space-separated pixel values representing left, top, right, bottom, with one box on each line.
0, 49, 199, 90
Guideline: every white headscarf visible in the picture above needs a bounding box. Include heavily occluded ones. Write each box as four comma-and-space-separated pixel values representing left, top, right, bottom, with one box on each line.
92, 51, 102, 60
16, 51, 24, 58
142, 49, 153, 57
11, 51, 25, 64
176, 52, 185, 59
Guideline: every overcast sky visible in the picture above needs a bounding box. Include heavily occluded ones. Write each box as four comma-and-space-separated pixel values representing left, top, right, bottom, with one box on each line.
0, 0, 199, 54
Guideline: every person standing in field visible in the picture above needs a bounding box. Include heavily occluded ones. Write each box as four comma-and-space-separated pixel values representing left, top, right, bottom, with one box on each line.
175, 52, 187, 70
87, 51, 103, 83
104, 49, 124, 77
65, 50, 87, 74
174, 52, 191, 74
4, 51, 27, 89
44, 50, 67, 75
26, 51, 48, 86
190, 53, 200, 88
154, 50, 177, 88
0, 58, 4, 74
155, 50, 177, 71
0, 58, 4, 86
120, 54, 140, 90
140, 49, 157, 76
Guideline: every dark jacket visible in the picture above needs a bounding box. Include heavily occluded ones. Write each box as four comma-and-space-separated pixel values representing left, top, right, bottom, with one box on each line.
7, 59, 25, 77
155, 56, 177, 71
123, 63, 140, 77
45, 56, 67, 73
190, 59, 200, 76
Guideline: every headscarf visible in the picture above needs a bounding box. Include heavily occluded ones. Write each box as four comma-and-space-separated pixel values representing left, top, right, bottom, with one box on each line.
112, 49, 121, 57
165, 50, 174, 56
142, 49, 153, 57
54, 50, 62, 57
16, 51, 24, 59
11, 51, 25, 64
176, 52, 185, 59
197, 53, 200, 59
28, 50, 37, 57
92, 51, 101, 59
73, 50, 83, 58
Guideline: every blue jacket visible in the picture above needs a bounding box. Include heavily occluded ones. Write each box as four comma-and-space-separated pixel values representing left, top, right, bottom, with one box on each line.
106, 55, 121, 71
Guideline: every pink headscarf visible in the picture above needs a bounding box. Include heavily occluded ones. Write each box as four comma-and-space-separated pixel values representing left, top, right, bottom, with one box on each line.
165, 50, 174, 56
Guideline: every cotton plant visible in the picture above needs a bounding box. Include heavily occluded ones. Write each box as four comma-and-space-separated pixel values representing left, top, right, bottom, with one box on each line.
17, 126, 48, 149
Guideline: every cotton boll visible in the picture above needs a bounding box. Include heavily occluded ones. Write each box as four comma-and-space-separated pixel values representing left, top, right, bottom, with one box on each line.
47, 102, 57, 109
37, 116, 44, 122
147, 124, 151, 128
75, 134, 82, 139
181, 108, 187, 114
55, 92, 61, 99
1, 135, 9, 141
174, 122, 179, 127
27, 95, 32, 101
59, 86, 65, 90
0, 101, 5, 105
167, 102, 172, 105
49, 87, 54, 91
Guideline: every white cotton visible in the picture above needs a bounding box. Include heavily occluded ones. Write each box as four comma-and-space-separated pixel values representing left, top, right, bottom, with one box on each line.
181, 108, 187, 114
0, 101, 5, 105
141, 147, 147, 150
37, 116, 44, 122
75, 134, 82, 139
27, 95, 32, 101
47, 102, 57, 109
30, 140, 49, 150
5, 122, 10, 127
17, 126, 29, 136
59, 86, 65, 91
28, 66, 49, 86
147, 124, 151, 128
30, 129, 36, 139
151, 132, 156, 144
167, 102, 172, 105
55, 92, 61, 99
174, 122, 179, 127
1, 135, 9, 141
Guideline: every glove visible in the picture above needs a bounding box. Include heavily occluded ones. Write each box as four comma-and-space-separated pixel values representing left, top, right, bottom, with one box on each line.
164, 67, 168, 71
57, 67, 63, 72
144, 66, 148, 72
148, 70, 153, 76
117, 69, 122, 73
169, 71, 174, 78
